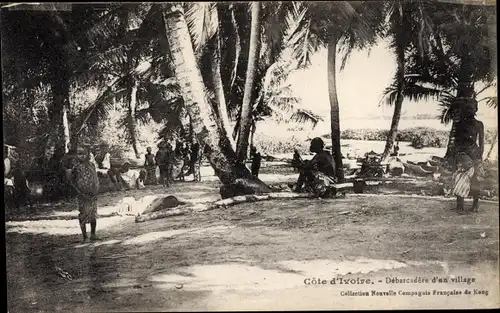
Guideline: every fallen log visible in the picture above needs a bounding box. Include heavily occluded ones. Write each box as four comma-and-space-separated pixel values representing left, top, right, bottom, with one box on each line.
135, 192, 318, 223
204, 192, 317, 211
135, 204, 192, 222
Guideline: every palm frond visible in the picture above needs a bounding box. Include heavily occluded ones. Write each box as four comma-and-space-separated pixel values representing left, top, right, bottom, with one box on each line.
75, 85, 126, 135
285, 2, 319, 68
479, 96, 498, 108
184, 2, 218, 54
290, 108, 323, 128
380, 84, 399, 106
437, 93, 458, 124
135, 108, 152, 125
403, 83, 442, 102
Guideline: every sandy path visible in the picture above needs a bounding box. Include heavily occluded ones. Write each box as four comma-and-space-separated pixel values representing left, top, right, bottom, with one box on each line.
6, 194, 499, 311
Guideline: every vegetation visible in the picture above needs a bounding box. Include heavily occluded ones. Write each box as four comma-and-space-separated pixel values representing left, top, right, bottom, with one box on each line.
2, 1, 497, 198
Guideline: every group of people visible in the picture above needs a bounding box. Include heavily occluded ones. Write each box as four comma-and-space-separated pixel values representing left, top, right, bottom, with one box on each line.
4, 146, 31, 210
288, 97, 485, 212
143, 140, 202, 186
3, 96, 486, 242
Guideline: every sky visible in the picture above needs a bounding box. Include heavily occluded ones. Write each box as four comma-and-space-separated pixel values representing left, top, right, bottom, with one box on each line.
285, 38, 498, 131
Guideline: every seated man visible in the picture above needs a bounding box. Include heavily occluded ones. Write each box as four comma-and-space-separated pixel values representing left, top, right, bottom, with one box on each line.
108, 163, 140, 191
294, 137, 337, 197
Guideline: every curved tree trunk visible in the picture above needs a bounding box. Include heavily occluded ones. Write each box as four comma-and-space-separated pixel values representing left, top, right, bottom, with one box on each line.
230, 4, 251, 118
127, 78, 140, 158
216, 3, 238, 118
236, 2, 261, 164
327, 39, 344, 182
211, 36, 235, 150
382, 23, 405, 161
161, 5, 271, 197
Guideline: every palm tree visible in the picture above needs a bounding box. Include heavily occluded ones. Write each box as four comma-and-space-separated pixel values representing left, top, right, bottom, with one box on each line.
286, 1, 385, 181
75, 3, 238, 154
396, 1, 496, 160
73, 4, 155, 158
160, 3, 271, 194
2, 6, 103, 159
379, 0, 444, 160
186, 2, 236, 150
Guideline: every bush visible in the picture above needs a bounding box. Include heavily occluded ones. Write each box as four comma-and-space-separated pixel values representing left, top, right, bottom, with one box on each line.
332, 127, 449, 148
253, 132, 310, 155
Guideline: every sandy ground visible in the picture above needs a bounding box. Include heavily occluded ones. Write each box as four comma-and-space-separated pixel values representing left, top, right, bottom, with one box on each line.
6, 169, 500, 311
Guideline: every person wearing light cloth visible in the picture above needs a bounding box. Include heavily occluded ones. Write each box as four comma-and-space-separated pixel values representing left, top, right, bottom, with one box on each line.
452, 153, 476, 198
69, 146, 100, 242
452, 98, 484, 213
101, 152, 111, 170
294, 137, 337, 197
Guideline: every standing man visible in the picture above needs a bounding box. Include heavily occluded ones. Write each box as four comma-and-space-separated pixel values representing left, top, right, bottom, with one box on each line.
452, 98, 484, 213
155, 142, 171, 187
190, 142, 201, 182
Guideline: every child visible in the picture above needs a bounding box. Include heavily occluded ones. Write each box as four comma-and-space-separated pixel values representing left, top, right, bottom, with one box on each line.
250, 146, 262, 178
291, 149, 303, 172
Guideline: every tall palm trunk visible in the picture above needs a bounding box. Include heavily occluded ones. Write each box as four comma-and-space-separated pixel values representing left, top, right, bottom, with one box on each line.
236, 2, 261, 164
122, 9, 140, 159
211, 38, 235, 150
216, 3, 238, 113
49, 53, 71, 157
382, 26, 405, 161
126, 77, 140, 158
327, 39, 344, 182
445, 118, 459, 160
161, 4, 270, 195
